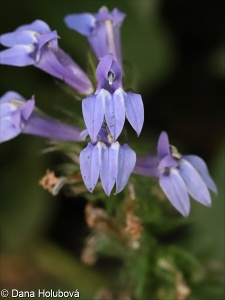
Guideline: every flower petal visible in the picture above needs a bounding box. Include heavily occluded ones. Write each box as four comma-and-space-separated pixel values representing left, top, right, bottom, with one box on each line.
96, 7, 113, 21
0, 93, 34, 143
111, 8, 126, 25
35, 48, 69, 77
88, 25, 108, 61
79, 129, 89, 141
124, 92, 144, 136
20, 99, 35, 120
96, 54, 113, 82
0, 30, 38, 47
179, 159, 211, 206
79, 142, 100, 192
10, 110, 23, 129
100, 142, 119, 195
115, 144, 136, 194
82, 91, 106, 141
0, 102, 17, 117
0, 91, 25, 104
64, 13, 96, 36
96, 125, 110, 144
157, 131, 170, 159
1, 98, 34, 128
96, 55, 123, 92
158, 154, 178, 169
183, 155, 217, 194
105, 88, 125, 140
133, 154, 160, 178
159, 169, 190, 217
0, 20, 50, 47
36, 47, 93, 95
65, 9, 124, 65
110, 60, 123, 85
0, 45, 35, 66
23, 112, 81, 141
37, 31, 59, 52
54, 48, 93, 95
111, 9, 126, 65
16, 20, 51, 34
0, 115, 21, 143
135, 154, 159, 167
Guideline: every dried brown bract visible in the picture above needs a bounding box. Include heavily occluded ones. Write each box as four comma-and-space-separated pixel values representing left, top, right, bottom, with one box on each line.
39, 169, 66, 195
176, 272, 191, 300
94, 288, 113, 300
124, 184, 143, 245
124, 212, 143, 245
80, 246, 97, 266
85, 203, 108, 228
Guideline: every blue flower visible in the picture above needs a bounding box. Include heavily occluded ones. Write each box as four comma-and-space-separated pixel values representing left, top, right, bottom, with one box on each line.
82, 54, 144, 141
0, 91, 83, 143
65, 7, 125, 66
0, 20, 93, 95
134, 132, 217, 216
79, 126, 136, 196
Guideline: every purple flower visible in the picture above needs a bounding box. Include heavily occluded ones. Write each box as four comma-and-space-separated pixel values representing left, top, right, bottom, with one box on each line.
79, 126, 136, 195
82, 54, 144, 141
0, 20, 93, 95
0, 91, 83, 143
134, 132, 217, 217
64, 6, 125, 66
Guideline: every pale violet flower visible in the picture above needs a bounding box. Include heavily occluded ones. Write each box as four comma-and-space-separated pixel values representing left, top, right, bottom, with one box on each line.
82, 54, 144, 141
0, 20, 93, 95
64, 7, 125, 66
79, 126, 136, 196
0, 91, 83, 143
134, 131, 217, 217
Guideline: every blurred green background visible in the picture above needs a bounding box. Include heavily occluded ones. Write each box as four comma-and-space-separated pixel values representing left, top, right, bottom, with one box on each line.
0, 0, 224, 299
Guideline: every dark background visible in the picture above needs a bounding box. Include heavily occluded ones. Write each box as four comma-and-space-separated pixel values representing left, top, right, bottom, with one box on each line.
0, 0, 224, 298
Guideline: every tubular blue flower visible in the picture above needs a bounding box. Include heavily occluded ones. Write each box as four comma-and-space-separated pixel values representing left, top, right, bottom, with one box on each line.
0, 91, 83, 143
0, 20, 93, 95
134, 131, 217, 217
79, 126, 136, 196
82, 54, 144, 141
64, 7, 125, 66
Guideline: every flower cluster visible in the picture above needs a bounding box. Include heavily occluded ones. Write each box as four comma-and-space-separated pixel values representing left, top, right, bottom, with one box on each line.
0, 7, 217, 216
66, 7, 144, 195
0, 20, 93, 94
82, 54, 144, 141
64, 7, 125, 66
0, 91, 82, 143
134, 132, 217, 216
80, 126, 136, 196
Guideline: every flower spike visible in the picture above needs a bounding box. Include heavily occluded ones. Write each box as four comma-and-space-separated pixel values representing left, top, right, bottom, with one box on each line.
134, 131, 217, 217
